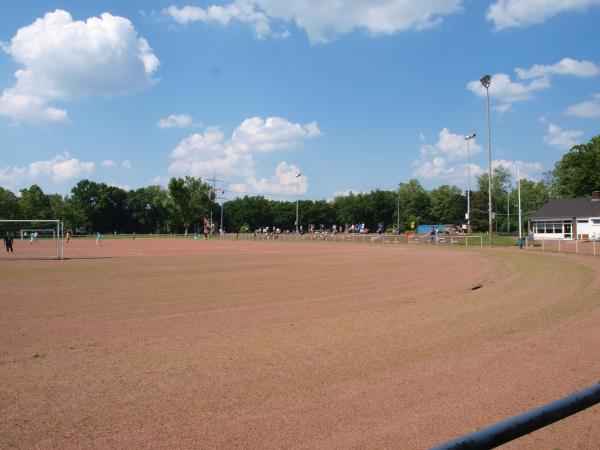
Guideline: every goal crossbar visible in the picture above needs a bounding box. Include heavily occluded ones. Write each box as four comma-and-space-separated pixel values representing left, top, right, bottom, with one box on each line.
0, 219, 63, 259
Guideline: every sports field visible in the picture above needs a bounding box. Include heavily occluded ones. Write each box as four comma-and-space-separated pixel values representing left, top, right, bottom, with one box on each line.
2, 239, 600, 449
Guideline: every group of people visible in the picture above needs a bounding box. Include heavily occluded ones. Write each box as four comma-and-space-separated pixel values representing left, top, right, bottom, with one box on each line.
254, 226, 286, 239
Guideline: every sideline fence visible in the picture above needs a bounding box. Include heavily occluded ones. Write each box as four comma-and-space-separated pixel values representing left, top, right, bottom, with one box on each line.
431, 382, 600, 449
529, 238, 599, 257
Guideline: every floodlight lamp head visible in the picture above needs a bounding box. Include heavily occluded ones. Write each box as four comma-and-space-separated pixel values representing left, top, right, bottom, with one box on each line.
480, 75, 491, 88
465, 133, 476, 140
296, 172, 302, 177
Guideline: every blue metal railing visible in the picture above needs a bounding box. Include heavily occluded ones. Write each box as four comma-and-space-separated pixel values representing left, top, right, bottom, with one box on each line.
431, 382, 600, 449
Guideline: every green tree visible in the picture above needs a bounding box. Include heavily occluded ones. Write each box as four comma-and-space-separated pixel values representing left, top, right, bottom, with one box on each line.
18, 185, 52, 219
430, 185, 466, 224
168, 177, 215, 234
549, 135, 600, 197
395, 179, 432, 230
223, 196, 272, 232
0, 187, 20, 219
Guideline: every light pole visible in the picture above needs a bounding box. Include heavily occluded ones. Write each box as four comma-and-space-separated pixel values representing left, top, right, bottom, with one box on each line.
464, 133, 476, 229
517, 164, 522, 241
397, 191, 400, 234
295, 172, 301, 233
480, 74, 493, 246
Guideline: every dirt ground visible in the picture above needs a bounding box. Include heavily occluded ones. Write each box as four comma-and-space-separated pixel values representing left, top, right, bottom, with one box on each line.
1, 239, 599, 449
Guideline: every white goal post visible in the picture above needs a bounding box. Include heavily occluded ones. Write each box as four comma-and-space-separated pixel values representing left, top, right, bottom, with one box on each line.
0, 219, 64, 259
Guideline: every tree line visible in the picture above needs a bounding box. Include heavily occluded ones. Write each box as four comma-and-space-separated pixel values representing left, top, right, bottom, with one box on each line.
1, 135, 598, 234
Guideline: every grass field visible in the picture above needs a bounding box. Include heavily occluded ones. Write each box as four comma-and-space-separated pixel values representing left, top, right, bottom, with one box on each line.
2, 239, 600, 449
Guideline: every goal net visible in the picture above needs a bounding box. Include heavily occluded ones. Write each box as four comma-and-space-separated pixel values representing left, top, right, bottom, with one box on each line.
0, 220, 63, 259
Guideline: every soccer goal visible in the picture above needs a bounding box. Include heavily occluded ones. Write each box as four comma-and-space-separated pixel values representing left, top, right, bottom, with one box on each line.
0, 219, 64, 259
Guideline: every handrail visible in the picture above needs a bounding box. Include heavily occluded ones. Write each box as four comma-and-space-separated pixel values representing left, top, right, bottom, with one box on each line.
431, 382, 600, 450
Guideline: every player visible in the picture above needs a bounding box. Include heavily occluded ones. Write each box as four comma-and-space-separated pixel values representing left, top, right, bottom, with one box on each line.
96, 232, 102, 246
65, 230, 71, 244
4, 231, 14, 253
30, 232, 35, 244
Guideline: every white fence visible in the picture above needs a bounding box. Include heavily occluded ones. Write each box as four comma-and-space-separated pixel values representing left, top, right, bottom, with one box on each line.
228, 232, 483, 247
534, 238, 599, 256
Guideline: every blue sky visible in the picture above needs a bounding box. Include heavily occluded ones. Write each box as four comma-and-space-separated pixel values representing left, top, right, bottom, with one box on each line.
1, 1, 599, 200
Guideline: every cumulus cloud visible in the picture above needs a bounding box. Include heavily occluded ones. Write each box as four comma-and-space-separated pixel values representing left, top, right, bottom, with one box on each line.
0, 9, 159, 124
413, 129, 482, 182
516, 58, 599, 80
229, 162, 308, 195
566, 92, 600, 118
467, 58, 598, 111
157, 113, 194, 128
543, 123, 584, 150
0, 152, 94, 188
487, 0, 600, 31
166, 0, 464, 43
491, 159, 543, 181
467, 73, 550, 110
169, 116, 320, 178
101, 160, 116, 168
168, 116, 319, 195
164, 2, 277, 39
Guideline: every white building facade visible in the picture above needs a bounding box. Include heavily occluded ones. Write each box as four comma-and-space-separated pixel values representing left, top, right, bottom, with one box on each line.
529, 192, 600, 240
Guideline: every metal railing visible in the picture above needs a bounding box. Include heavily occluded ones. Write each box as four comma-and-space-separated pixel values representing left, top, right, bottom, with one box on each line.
531, 238, 599, 256
431, 382, 600, 449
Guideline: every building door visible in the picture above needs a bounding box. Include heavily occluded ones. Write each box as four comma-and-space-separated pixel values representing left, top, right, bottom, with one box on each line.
564, 222, 572, 239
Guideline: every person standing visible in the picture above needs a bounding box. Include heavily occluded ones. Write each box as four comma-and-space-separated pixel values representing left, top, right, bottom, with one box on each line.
96, 231, 102, 246
4, 232, 14, 253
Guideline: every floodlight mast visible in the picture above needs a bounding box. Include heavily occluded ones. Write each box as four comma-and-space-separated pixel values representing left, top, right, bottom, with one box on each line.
464, 133, 476, 229
295, 172, 302, 234
480, 74, 493, 246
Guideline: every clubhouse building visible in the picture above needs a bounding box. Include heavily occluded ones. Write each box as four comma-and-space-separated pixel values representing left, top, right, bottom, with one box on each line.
529, 191, 600, 240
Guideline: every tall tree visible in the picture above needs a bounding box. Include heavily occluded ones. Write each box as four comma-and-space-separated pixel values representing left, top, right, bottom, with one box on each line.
429, 185, 466, 224
549, 135, 600, 197
168, 177, 215, 234
0, 187, 20, 219
396, 179, 432, 229
18, 185, 52, 219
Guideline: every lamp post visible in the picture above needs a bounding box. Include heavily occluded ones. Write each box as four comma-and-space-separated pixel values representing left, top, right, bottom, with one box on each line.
517, 164, 522, 241
480, 74, 493, 246
295, 172, 301, 233
464, 133, 476, 229
397, 191, 400, 234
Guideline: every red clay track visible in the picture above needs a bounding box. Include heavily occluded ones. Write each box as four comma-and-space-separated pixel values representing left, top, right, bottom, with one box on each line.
1, 239, 599, 449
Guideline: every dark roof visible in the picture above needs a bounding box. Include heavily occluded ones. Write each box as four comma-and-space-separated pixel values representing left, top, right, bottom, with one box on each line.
530, 197, 600, 219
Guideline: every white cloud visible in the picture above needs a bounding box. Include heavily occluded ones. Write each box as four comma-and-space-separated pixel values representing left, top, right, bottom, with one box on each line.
157, 113, 194, 128
467, 73, 550, 107
164, 2, 277, 39
333, 189, 363, 197
566, 92, 600, 118
102, 160, 116, 168
413, 129, 482, 182
166, 1, 464, 43
231, 116, 321, 152
0, 152, 94, 188
491, 159, 543, 181
121, 160, 132, 170
516, 58, 599, 80
543, 123, 584, 150
168, 117, 319, 179
487, 0, 600, 31
229, 162, 308, 195
0, 9, 159, 124
168, 116, 319, 195
108, 182, 131, 191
